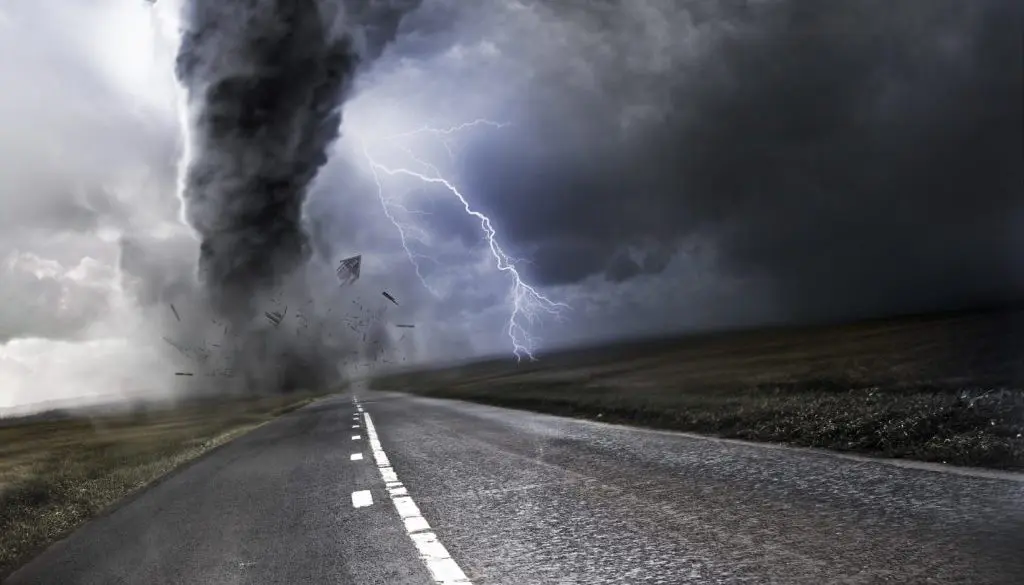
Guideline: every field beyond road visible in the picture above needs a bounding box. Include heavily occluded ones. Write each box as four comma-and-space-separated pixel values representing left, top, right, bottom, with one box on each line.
373, 309, 1024, 471
0, 392, 328, 581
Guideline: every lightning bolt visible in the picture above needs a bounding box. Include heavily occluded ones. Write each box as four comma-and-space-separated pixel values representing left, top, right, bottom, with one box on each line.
362, 153, 441, 297
359, 120, 568, 361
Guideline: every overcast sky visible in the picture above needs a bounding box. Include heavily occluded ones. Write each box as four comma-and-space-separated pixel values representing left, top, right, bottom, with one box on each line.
1, 0, 1021, 410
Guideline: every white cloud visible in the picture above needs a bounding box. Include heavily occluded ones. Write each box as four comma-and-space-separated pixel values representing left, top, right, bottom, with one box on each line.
0, 336, 174, 410
0, 252, 117, 340
0, 0, 185, 413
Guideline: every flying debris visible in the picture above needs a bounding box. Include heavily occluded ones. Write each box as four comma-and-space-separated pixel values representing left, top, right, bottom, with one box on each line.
395, 324, 415, 328
336, 255, 362, 286
169, 304, 181, 322
382, 291, 399, 305
265, 310, 285, 327
162, 337, 191, 358
175, 372, 194, 377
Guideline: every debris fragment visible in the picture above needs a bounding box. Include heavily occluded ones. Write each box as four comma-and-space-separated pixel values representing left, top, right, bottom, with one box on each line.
169, 304, 181, 322
175, 372, 194, 376
162, 337, 191, 358
265, 311, 284, 326
336, 254, 362, 286
382, 291, 399, 305
395, 324, 415, 328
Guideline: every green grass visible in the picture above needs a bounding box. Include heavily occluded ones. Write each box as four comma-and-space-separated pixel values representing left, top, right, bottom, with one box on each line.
0, 392, 329, 581
374, 309, 1024, 470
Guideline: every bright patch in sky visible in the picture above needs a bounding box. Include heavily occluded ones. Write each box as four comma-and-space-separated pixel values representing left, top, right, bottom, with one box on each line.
87, 0, 179, 116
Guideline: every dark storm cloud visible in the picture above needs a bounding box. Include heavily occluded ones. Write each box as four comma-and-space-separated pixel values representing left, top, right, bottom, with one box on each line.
604, 245, 677, 284
605, 250, 642, 283
461, 0, 1023, 322
342, 0, 425, 60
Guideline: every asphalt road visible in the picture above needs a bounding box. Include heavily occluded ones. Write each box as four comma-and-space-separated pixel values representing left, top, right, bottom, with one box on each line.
7, 391, 1024, 584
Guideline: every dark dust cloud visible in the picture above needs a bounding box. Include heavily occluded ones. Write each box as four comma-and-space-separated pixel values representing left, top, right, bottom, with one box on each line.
459, 0, 1023, 324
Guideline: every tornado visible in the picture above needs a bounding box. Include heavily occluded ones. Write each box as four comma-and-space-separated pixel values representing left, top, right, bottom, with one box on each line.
170, 0, 420, 391
175, 0, 357, 311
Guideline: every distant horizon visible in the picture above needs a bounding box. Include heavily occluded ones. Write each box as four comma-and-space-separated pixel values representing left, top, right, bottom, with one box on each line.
6, 301, 1023, 419
378, 300, 1024, 373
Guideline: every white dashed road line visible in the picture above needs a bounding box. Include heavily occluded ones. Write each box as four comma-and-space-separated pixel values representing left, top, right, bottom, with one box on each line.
351, 490, 373, 508
363, 411, 474, 585
350, 399, 370, 508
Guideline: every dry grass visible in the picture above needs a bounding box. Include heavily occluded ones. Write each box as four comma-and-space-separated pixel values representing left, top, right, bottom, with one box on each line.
0, 392, 328, 581
374, 309, 1024, 470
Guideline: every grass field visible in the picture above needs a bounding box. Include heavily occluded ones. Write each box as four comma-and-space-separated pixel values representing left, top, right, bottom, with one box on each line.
0, 391, 328, 581
373, 309, 1024, 470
